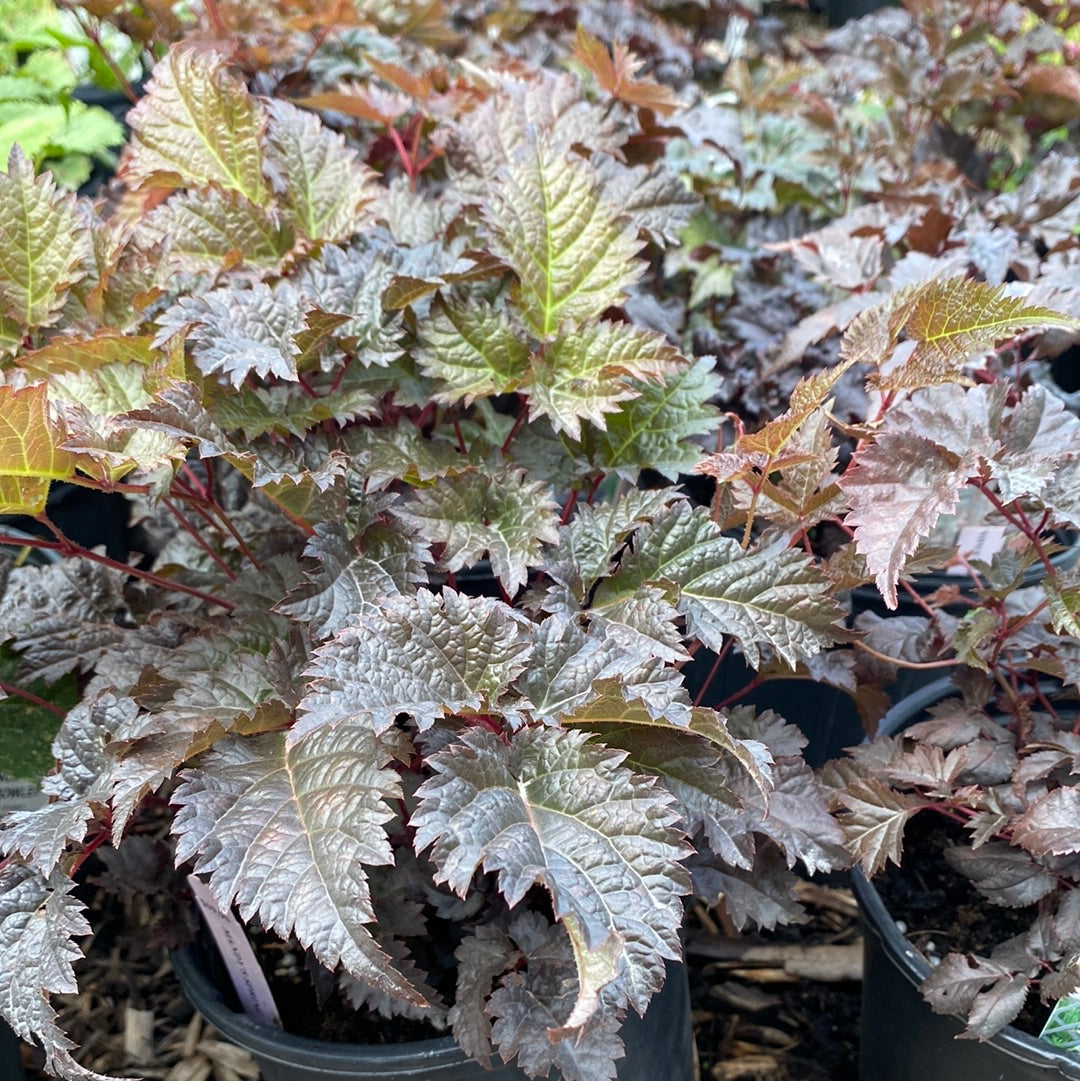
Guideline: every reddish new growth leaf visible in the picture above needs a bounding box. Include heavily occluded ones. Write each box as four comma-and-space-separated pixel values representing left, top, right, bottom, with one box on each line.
573, 28, 682, 116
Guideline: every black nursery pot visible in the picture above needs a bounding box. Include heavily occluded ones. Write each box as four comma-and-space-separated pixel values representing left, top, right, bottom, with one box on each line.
0, 1019, 27, 1080
852, 678, 1080, 1081
171, 943, 695, 1081
0, 482, 132, 563
681, 649, 865, 768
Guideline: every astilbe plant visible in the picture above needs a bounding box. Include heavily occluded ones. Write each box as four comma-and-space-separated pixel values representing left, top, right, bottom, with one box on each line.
694, 262, 1080, 1042
0, 37, 855, 1081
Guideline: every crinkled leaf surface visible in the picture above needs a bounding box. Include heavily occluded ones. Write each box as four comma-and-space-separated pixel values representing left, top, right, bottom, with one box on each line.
264, 99, 377, 243
841, 432, 972, 610
526, 323, 681, 440
0, 146, 90, 333
122, 46, 270, 205
485, 138, 642, 338
598, 503, 842, 668
415, 300, 530, 406
156, 281, 307, 388
393, 469, 559, 594
172, 724, 424, 1004
589, 359, 721, 480
0, 863, 112, 1081
297, 590, 532, 738
0, 384, 78, 514
0, 560, 126, 683
139, 187, 294, 274
413, 726, 690, 1013
276, 519, 428, 638
843, 277, 1080, 389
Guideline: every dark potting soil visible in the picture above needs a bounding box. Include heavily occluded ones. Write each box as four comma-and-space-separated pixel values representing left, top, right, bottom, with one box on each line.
873, 812, 1053, 1039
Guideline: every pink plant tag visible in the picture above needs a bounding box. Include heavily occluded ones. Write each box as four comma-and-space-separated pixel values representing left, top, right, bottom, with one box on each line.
188, 874, 282, 1028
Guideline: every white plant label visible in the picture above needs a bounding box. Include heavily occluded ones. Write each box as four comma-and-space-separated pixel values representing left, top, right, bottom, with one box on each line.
188, 874, 282, 1029
0, 773, 46, 813
1040, 993, 1080, 1052
945, 525, 1009, 576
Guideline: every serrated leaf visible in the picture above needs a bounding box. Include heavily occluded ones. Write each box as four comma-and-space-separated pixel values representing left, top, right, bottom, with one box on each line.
413, 726, 690, 1013
450, 925, 517, 1067
350, 425, 463, 490
122, 46, 270, 205
0, 384, 78, 513
599, 503, 842, 668
822, 759, 922, 877
593, 160, 698, 247
172, 724, 425, 1005
156, 281, 308, 388
573, 28, 682, 116
843, 277, 1080, 389
1044, 568, 1080, 638
415, 299, 530, 406
589, 358, 721, 480
920, 952, 1014, 1019
0, 864, 113, 1081
276, 519, 428, 638
2, 694, 137, 873
0, 560, 126, 683
689, 844, 805, 930
527, 322, 681, 440
1013, 788, 1080, 859
264, 99, 377, 243
544, 488, 678, 593
393, 468, 559, 594
0, 146, 90, 333
841, 431, 972, 610
139, 187, 294, 273
296, 590, 532, 738
485, 138, 643, 338
944, 843, 1057, 908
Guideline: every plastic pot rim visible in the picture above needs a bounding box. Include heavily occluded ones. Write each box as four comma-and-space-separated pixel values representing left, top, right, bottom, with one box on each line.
169, 945, 469, 1075
852, 675, 1080, 1078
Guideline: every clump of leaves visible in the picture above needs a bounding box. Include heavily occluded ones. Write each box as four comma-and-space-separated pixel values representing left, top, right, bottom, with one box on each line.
717, 271, 1080, 1044
0, 36, 851, 1081
0, 0, 133, 188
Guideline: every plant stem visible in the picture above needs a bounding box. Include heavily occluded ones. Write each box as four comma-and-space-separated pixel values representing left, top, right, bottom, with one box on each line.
0, 681, 66, 718
692, 638, 733, 707
852, 640, 958, 670
0, 533, 236, 611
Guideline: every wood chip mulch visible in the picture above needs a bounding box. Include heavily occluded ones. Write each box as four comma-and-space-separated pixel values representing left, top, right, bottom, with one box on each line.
23, 880, 861, 1080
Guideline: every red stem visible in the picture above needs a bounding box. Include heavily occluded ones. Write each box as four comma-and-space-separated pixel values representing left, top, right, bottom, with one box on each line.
0, 533, 235, 611
0, 681, 66, 718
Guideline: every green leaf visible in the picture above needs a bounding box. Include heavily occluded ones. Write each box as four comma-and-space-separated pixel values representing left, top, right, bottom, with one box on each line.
544, 488, 679, 593
264, 100, 378, 243
526, 323, 681, 440
599, 503, 843, 668
0, 384, 78, 514
485, 138, 643, 338
393, 467, 560, 594
172, 725, 426, 1006
588, 358, 722, 481
413, 726, 690, 1013
0, 145, 89, 331
140, 187, 295, 274
122, 46, 270, 206
415, 299, 530, 406
297, 591, 532, 737
842, 277, 1080, 390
